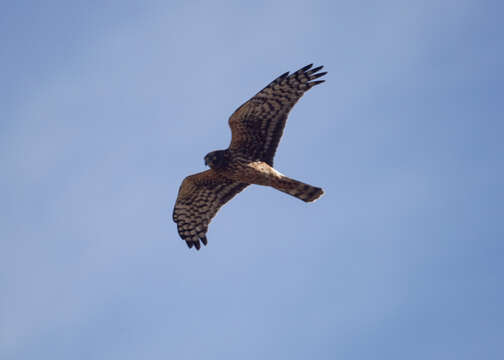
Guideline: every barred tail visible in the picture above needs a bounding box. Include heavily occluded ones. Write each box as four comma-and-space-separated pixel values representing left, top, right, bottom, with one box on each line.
273, 176, 324, 202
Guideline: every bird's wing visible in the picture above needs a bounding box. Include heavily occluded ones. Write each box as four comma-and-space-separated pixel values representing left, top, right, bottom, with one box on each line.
172, 169, 248, 250
228, 64, 327, 165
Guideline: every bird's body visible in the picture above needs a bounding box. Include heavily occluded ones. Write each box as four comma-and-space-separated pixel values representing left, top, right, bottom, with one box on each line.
173, 64, 327, 250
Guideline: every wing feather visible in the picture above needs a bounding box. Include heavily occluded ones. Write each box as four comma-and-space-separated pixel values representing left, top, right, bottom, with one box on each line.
228, 64, 327, 165
172, 169, 248, 250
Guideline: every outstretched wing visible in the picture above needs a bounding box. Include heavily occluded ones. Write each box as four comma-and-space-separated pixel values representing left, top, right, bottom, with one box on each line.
228, 64, 327, 165
172, 169, 248, 250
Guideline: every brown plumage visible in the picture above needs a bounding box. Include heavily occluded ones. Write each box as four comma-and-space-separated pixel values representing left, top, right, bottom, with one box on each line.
173, 64, 326, 250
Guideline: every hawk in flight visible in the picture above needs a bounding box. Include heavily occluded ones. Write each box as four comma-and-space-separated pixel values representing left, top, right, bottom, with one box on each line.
173, 64, 327, 250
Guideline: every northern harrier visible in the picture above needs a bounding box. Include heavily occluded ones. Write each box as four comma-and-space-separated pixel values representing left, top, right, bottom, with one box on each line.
173, 64, 327, 250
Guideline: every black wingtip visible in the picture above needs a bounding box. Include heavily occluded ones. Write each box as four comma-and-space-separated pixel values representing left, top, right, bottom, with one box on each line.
310, 65, 324, 73
300, 63, 314, 72
201, 236, 208, 246
310, 71, 327, 80
310, 80, 325, 86
194, 241, 201, 250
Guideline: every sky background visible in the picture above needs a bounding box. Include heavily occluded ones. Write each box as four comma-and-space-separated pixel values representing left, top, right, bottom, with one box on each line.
1, 1, 503, 359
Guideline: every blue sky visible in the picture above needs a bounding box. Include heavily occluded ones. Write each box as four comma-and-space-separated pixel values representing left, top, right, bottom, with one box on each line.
1, 1, 503, 359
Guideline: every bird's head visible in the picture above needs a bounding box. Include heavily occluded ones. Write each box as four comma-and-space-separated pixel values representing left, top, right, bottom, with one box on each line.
204, 150, 228, 169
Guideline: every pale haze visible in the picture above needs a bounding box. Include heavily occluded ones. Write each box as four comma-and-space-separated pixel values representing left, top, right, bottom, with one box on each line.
1, 1, 503, 359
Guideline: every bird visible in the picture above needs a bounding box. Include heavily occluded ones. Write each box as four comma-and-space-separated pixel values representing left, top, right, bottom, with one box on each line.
173, 64, 327, 250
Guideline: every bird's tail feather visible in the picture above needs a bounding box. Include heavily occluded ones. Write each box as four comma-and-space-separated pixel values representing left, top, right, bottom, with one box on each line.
273, 176, 324, 202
